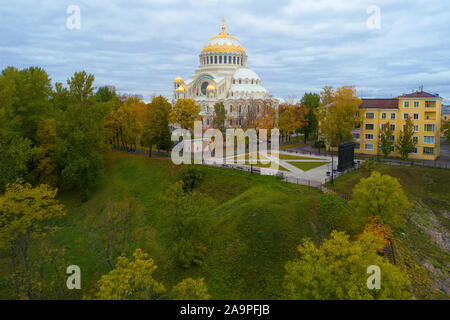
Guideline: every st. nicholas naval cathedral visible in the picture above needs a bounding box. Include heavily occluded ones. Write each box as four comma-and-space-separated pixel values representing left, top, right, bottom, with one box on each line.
172, 19, 278, 128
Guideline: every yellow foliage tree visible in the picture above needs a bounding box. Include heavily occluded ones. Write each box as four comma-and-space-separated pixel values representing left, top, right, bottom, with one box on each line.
170, 98, 202, 131
318, 85, 362, 147
284, 231, 412, 300
96, 249, 166, 300
172, 278, 211, 300
0, 180, 66, 299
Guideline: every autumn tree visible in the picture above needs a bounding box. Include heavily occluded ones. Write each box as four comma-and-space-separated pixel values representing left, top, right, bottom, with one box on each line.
349, 171, 411, 227
53, 71, 106, 201
170, 98, 202, 131
278, 105, 298, 141
95, 249, 166, 300
379, 122, 394, 158
95, 249, 212, 300
142, 95, 172, 156
30, 118, 58, 186
255, 104, 276, 138
357, 217, 393, 253
284, 231, 411, 300
318, 85, 361, 148
84, 199, 146, 270
172, 278, 211, 300
0, 180, 66, 299
241, 100, 259, 131
396, 116, 416, 160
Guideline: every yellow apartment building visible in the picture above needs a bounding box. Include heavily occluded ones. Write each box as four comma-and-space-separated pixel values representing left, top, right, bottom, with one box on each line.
355, 90, 443, 160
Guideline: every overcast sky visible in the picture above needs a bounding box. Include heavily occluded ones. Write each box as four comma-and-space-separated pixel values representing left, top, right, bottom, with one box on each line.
1, 0, 449, 103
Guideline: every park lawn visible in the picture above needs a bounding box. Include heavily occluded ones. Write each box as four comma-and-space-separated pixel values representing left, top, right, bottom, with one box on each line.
273, 153, 323, 160
280, 142, 304, 150
287, 161, 330, 171
0, 151, 328, 299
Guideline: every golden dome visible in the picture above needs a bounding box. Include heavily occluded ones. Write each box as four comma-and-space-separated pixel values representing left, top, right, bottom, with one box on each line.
206, 83, 216, 91
201, 18, 246, 54
174, 75, 183, 83
176, 85, 186, 92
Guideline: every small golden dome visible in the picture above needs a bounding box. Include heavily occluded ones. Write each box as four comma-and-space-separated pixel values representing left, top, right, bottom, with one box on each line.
176, 85, 186, 92
206, 83, 216, 91
174, 75, 183, 83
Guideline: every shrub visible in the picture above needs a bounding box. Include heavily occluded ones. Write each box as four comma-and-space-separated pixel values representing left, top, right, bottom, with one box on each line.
179, 165, 205, 192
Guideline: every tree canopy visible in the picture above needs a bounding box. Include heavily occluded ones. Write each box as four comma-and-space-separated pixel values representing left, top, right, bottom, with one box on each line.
284, 231, 411, 300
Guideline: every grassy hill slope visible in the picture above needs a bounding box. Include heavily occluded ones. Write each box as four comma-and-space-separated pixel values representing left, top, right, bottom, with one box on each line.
28, 151, 326, 299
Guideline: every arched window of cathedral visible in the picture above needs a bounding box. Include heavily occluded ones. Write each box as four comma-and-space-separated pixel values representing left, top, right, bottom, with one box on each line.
233, 56, 236, 64
239, 79, 242, 84
237, 57, 239, 65
224, 55, 227, 64
214, 56, 217, 64
228, 56, 231, 64
219, 56, 222, 64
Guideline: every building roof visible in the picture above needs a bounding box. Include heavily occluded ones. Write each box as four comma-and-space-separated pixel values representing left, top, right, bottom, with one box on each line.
400, 91, 440, 98
233, 68, 260, 80
359, 98, 399, 109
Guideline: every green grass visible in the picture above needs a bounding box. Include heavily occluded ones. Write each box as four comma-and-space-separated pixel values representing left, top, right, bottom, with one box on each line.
287, 161, 330, 171
0, 151, 327, 299
270, 153, 322, 161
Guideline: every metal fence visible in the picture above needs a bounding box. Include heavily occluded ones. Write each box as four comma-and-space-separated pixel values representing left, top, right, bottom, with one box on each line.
354, 156, 450, 169
112, 146, 170, 158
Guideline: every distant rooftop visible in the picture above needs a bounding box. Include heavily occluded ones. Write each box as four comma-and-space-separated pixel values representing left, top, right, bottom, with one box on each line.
359, 98, 399, 109
400, 91, 440, 98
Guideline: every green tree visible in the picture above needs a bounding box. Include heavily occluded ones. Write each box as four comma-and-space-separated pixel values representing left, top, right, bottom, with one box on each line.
300, 92, 320, 141
214, 102, 226, 133
284, 231, 412, 300
142, 96, 172, 156
379, 122, 394, 158
84, 199, 146, 270
30, 118, 58, 186
0, 66, 52, 142
160, 181, 214, 267
0, 180, 66, 299
95, 86, 116, 103
396, 116, 416, 160
443, 119, 450, 143
95, 249, 166, 300
172, 278, 211, 300
318, 193, 364, 235
349, 171, 411, 227
0, 115, 33, 191
53, 71, 106, 201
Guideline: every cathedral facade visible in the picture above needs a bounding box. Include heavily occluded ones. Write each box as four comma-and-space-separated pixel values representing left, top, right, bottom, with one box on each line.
173, 19, 278, 128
